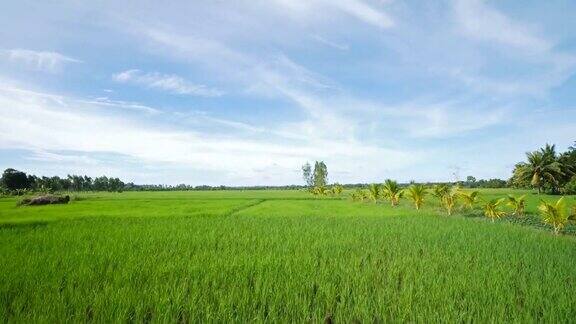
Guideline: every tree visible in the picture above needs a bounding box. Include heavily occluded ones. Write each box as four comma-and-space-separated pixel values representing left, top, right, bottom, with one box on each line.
483, 198, 506, 223
381, 179, 403, 207
458, 190, 479, 209
313, 161, 328, 188
513, 145, 565, 194
1, 168, 31, 191
331, 183, 343, 196
441, 187, 459, 216
432, 184, 449, 200
538, 197, 569, 235
406, 184, 427, 210
506, 195, 526, 217
368, 184, 380, 203
301, 163, 313, 188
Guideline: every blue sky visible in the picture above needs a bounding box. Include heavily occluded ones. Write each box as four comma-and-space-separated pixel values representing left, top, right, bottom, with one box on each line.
0, 0, 575, 186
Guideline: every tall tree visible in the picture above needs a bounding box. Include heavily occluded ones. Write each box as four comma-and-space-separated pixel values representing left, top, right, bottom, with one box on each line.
301, 162, 313, 188
313, 161, 328, 188
514, 145, 564, 194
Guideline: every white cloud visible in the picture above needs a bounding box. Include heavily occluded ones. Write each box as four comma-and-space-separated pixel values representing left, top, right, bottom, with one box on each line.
1, 49, 81, 72
113, 69, 223, 97
453, 0, 550, 52
0, 81, 419, 185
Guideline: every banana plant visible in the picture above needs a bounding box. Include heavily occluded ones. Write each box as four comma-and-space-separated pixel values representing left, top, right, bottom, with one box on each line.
483, 198, 507, 222
538, 197, 569, 235
368, 183, 380, 203
506, 195, 526, 217
458, 190, 480, 209
406, 184, 427, 210
381, 179, 403, 207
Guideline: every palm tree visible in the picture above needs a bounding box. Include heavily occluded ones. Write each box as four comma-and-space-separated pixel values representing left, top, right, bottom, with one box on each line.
506, 195, 526, 217
331, 184, 344, 196
368, 183, 380, 203
382, 179, 403, 207
516, 145, 564, 194
441, 187, 459, 215
483, 198, 507, 222
406, 184, 427, 210
458, 190, 480, 209
539, 197, 569, 235
312, 185, 328, 196
432, 184, 449, 199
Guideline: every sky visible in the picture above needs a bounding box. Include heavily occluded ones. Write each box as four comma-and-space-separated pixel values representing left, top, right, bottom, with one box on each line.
0, 0, 575, 186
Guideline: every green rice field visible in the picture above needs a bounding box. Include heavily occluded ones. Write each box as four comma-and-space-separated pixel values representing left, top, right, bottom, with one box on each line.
1, 189, 575, 322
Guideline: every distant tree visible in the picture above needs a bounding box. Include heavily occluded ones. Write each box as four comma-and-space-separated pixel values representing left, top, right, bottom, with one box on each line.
313, 161, 328, 188
301, 162, 313, 188
1, 168, 30, 191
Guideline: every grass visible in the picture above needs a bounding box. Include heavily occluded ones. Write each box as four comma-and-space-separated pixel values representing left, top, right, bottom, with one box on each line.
0, 189, 575, 322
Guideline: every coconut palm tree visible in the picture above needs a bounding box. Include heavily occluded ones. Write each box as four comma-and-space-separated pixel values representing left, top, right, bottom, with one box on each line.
483, 198, 507, 222
538, 197, 569, 235
312, 185, 328, 196
506, 195, 526, 217
368, 183, 380, 203
432, 184, 448, 198
458, 190, 480, 209
331, 184, 344, 196
441, 187, 459, 215
516, 146, 564, 194
406, 184, 427, 210
381, 179, 403, 207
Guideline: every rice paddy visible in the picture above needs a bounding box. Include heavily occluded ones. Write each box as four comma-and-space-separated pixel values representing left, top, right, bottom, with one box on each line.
0, 189, 575, 322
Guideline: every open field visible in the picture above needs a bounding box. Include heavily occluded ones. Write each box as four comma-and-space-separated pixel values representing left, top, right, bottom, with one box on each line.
1, 189, 575, 322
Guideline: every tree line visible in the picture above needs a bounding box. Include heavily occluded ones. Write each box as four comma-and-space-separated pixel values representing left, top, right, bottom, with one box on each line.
0, 169, 125, 194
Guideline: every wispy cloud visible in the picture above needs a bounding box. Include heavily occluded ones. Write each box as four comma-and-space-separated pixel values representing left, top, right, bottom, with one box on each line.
453, 0, 550, 52
0, 49, 81, 72
113, 69, 223, 97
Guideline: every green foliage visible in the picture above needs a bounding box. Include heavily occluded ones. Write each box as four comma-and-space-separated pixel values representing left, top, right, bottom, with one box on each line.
510, 143, 571, 194
331, 184, 343, 196
506, 195, 526, 217
441, 187, 459, 216
483, 198, 507, 222
312, 185, 328, 196
381, 179, 403, 207
313, 161, 328, 188
432, 184, 449, 199
538, 197, 569, 235
1, 168, 30, 191
301, 162, 313, 188
406, 184, 427, 210
458, 190, 479, 209
368, 183, 380, 203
